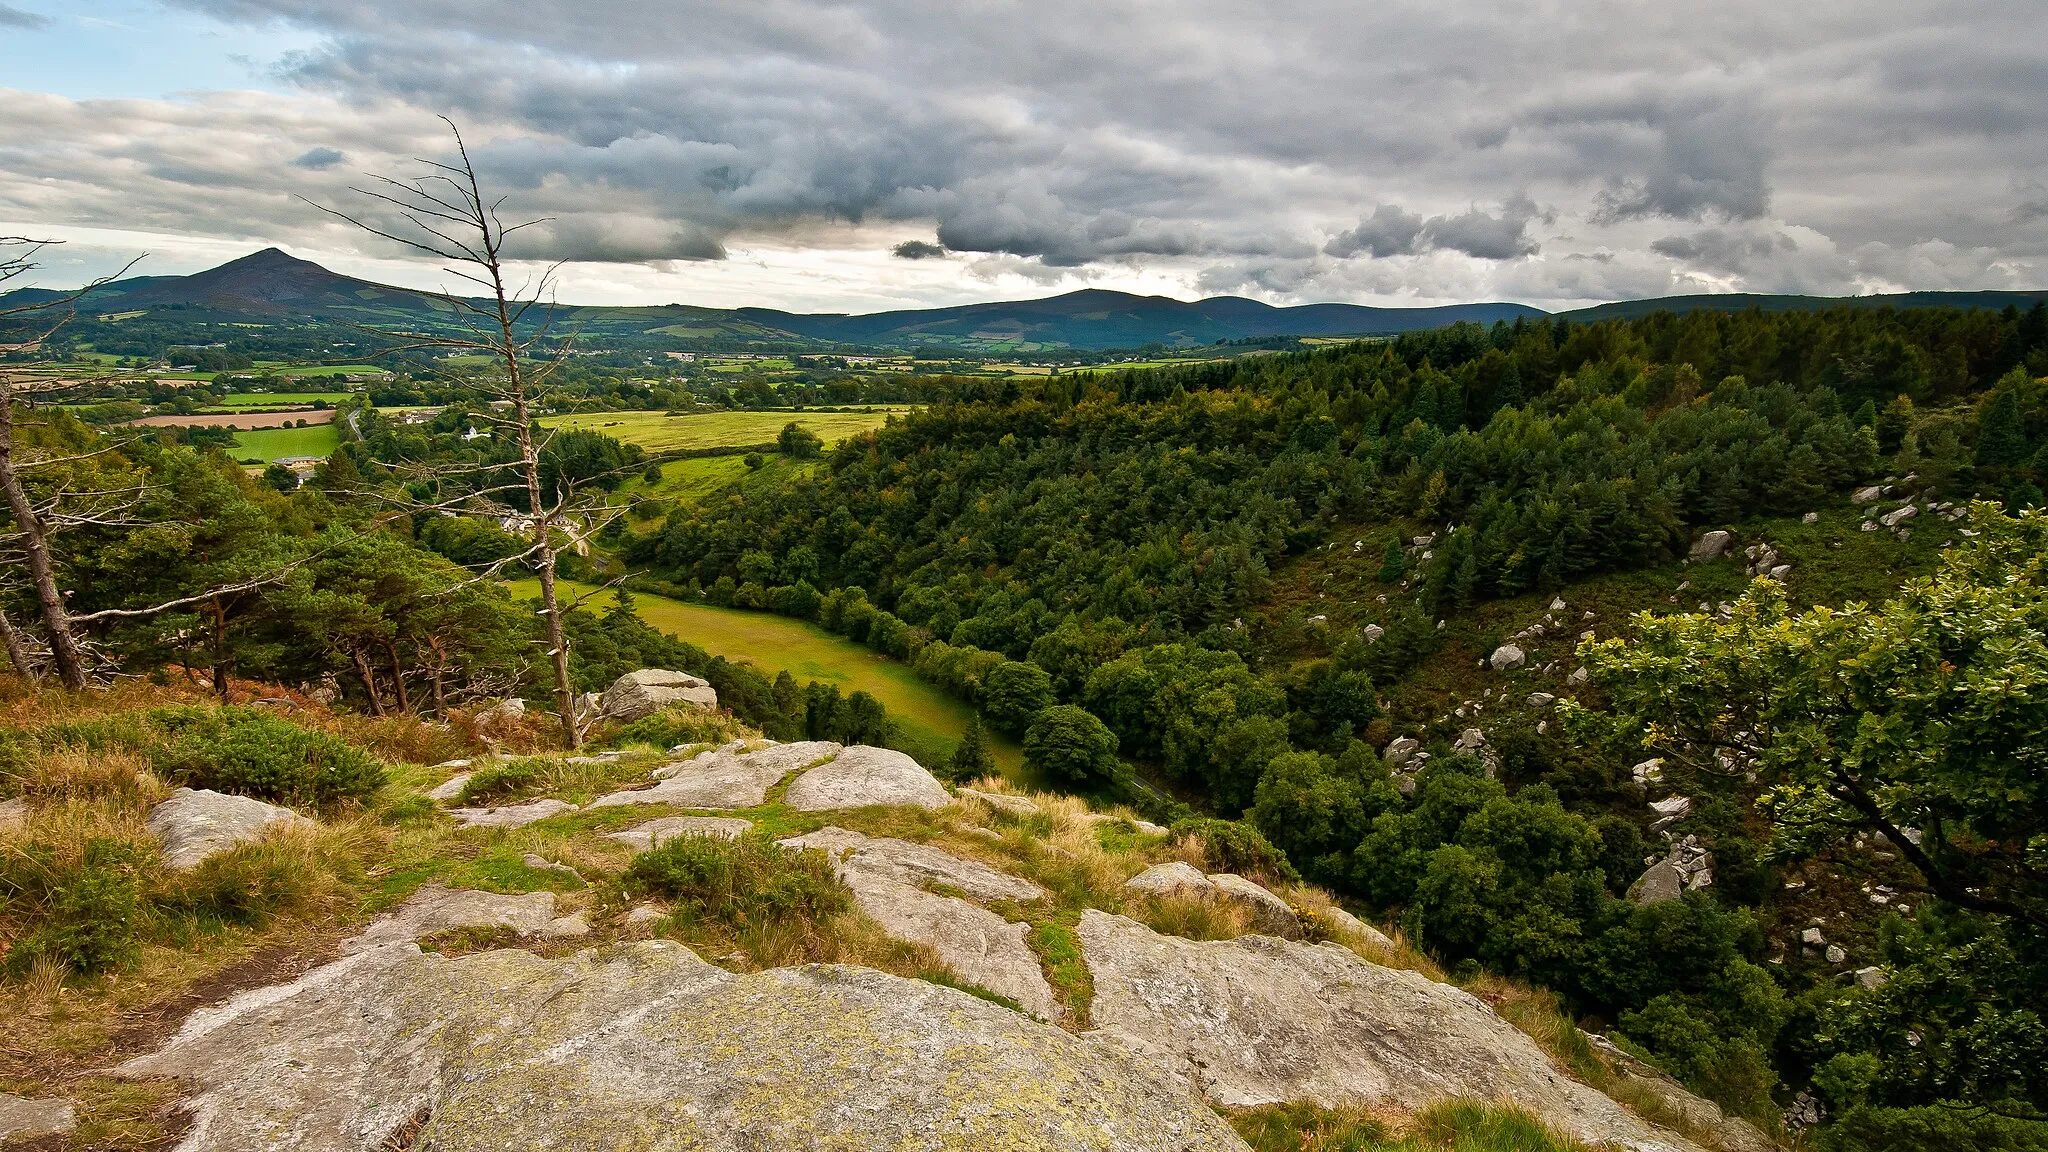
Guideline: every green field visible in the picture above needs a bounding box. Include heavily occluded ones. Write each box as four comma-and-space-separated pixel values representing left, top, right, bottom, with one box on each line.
541, 408, 901, 453
622, 454, 818, 508
505, 578, 1025, 781
249, 363, 388, 377
203, 392, 353, 410
229, 423, 342, 463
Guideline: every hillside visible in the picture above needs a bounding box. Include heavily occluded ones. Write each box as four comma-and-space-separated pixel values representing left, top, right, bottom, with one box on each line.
13, 248, 2044, 354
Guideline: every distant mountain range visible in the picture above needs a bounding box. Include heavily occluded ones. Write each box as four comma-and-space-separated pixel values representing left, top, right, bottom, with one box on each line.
9, 248, 2046, 353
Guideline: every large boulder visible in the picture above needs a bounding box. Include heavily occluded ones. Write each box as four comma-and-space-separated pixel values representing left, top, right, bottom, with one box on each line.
1122, 861, 1214, 900
115, 941, 1246, 1152
343, 885, 562, 954
1078, 910, 1700, 1152
1581, 1032, 1780, 1152
589, 743, 841, 811
1689, 530, 1734, 562
781, 826, 1045, 903
783, 745, 950, 811
1488, 644, 1527, 673
146, 788, 311, 870
1121, 864, 1302, 939
601, 669, 718, 723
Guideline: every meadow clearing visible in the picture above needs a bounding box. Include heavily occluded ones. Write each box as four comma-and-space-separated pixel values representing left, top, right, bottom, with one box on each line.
539, 408, 901, 454
227, 422, 343, 462
504, 577, 1026, 779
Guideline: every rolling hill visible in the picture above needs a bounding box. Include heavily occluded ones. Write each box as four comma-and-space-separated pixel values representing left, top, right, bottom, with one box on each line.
7, 247, 2044, 353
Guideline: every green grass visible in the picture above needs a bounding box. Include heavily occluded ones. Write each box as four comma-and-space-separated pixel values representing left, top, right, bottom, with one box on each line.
228, 423, 342, 463
251, 364, 388, 377
504, 578, 1025, 778
539, 409, 901, 454
622, 454, 816, 508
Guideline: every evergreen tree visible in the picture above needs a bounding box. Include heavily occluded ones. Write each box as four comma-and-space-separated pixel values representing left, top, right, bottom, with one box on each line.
949, 714, 995, 780
1377, 538, 1406, 584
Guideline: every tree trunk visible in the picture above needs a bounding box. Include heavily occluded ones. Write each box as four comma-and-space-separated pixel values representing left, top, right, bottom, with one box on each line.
0, 383, 88, 689
514, 397, 580, 749
428, 637, 449, 720
350, 647, 387, 717
211, 600, 232, 701
0, 606, 38, 680
384, 640, 411, 713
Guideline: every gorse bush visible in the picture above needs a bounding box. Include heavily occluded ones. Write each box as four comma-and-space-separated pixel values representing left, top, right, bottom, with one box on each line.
1171, 816, 1300, 884
148, 707, 385, 808
623, 835, 849, 933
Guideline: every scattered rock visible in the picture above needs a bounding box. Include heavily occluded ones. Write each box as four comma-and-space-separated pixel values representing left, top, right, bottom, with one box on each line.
1632, 758, 1665, 786
433, 758, 472, 770
623, 905, 666, 929
446, 798, 575, 829
472, 697, 525, 736
1312, 904, 1394, 950
1488, 644, 1526, 673
1802, 511, 1820, 524
1123, 861, 1215, 900
519, 853, 584, 882
1629, 837, 1713, 904
600, 668, 718, 723
1566, 666, 1590, 687
957, 787, 1041, 816
1453, 728, 1486, 753
780, 826, 1046, 903
1382, 736, 1422, 769
0, 796, 28, 832
1689, 530, 1734, 561
0, 1093, 75, 1143
1851, 486, 1883, 503
1801, 927, 1825, 946
1855, 966, 1887, 990
1880, 504, 1918, 528
343, 884, 559, 953
1080, 811, 1169, 836
543, 915, 591, 939
1078, 911, 1697, 1151
146, 787, 311, 870
116, 941, 1245, 1152
1208, 874, 1303, 939
425, 772, 473, 804
1628, 863, 1686, 906
1362, 624, 1384, 642
784, 745, 951, 811
1825, 944, 1847, 964
1527, 692, 1556, 707
1648, 795, 1693, 832
606, 815, 753, 851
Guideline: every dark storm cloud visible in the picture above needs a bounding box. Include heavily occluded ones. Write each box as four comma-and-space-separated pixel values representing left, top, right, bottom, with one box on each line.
892, 240, 946, 259
1326, 198, 1539, 261
4, 0, 2043, 304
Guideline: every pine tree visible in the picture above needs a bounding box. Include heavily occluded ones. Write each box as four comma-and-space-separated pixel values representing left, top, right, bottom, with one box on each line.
1377, 539, 1406, 584
950, 714, 995, 781
1975, 387, 2029, 469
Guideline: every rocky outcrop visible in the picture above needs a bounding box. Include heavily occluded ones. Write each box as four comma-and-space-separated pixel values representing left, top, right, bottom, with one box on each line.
471, 697, 524, 737
1630, 837, 1714, 905
1081, 811, 1168, 835
1689, 530, 1734, 562
599, 668, 718, 723
1312, 904, 1395, 950
1122, 864, 1302, 939
781, 826, 1046, 903
1078, 910, 1701, 1152
424, 772, 472, 804
783, 745, 951, 811
1581, 1032, 1781, 1152
0, 1093, 75, 1143
146, 787, 311, 870
781, 827, 1057, 1019
342, 884, 562, 953
445, 797, 575, 829
606, 815, 753, 851
590, 741, 842, 811
116, 941, 1245, 1152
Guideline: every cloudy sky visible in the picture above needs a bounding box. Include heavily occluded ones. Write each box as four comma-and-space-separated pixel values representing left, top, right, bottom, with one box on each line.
2, 0, 2044, 312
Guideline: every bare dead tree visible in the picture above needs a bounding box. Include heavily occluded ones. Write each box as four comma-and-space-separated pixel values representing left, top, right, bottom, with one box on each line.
312, 119, 604, 746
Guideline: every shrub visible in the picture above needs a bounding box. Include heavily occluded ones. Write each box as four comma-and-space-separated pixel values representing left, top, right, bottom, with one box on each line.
607, 705, 744, 752
5, 837, 142, 976
455, 758, 548, 806
1228, 1101, 1388, 1152
149, 707, 385, 808
1171, 816, 1300, 884
623, 835, 849, 933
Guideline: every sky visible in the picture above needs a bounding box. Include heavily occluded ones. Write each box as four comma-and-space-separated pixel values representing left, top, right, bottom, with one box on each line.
1, 0, 2044, 313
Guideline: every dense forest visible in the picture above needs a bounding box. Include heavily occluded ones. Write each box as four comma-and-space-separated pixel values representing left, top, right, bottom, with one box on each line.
620, 302, 2048, 1147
